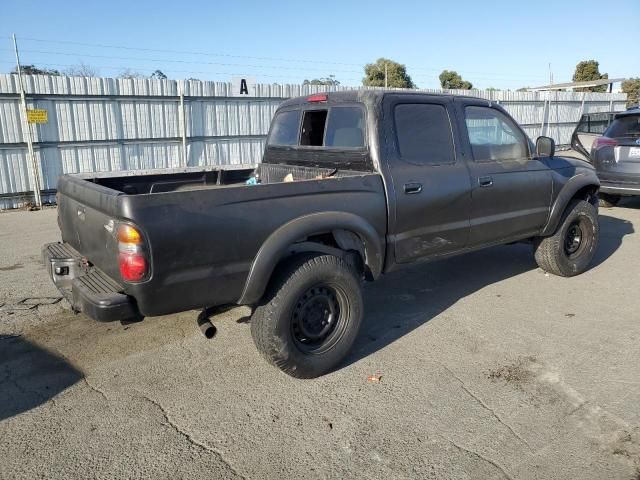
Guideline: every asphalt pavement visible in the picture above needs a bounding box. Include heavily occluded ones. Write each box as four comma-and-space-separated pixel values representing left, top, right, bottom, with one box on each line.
1, 203, 639, 479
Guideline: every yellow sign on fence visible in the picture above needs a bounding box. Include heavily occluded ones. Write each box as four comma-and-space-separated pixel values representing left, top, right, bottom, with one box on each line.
27, 109, 48, 124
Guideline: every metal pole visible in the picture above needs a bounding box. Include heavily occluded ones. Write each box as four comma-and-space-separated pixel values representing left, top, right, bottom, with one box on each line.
12, 34, 42, 209
179, 82, 187, 167
384, 63, 388, 89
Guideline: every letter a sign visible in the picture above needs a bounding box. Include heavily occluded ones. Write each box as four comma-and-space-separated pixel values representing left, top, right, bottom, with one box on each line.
232, 76, 256, 97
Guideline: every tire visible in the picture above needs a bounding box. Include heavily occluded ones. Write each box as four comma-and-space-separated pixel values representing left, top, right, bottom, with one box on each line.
599, 193, 621, 208
534, 199, 599, 277
250, 254, 363, 379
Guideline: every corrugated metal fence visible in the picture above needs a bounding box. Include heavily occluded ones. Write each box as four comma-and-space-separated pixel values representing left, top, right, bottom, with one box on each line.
0, 74, 628, 209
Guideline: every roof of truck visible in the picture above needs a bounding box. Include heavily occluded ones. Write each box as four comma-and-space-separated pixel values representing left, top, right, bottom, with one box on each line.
277, 89, 484, 110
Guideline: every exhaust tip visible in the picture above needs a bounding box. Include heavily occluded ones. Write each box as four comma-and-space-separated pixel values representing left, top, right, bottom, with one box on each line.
197, 311, 217, 339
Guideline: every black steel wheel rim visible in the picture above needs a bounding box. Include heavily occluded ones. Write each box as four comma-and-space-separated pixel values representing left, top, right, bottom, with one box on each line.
564, 220, 585, 257
291, 284, 349, 354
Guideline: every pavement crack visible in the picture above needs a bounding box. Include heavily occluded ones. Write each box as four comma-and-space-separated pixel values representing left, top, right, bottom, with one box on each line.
139, 394, 246, 479
448, 439, 514, 480
440, 363, 531, 450
83, 377, 110, 402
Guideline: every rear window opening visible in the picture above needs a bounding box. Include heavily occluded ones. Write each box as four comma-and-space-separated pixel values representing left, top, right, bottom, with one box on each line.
300, 110, 328, 146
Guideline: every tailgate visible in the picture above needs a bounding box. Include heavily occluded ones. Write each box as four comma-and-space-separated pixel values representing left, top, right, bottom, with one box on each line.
56, 175, 123, 281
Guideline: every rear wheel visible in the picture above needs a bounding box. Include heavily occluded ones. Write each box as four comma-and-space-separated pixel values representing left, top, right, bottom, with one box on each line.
250, 254, 363, 379
599, 193, 621, 208
534, 199, 599, 277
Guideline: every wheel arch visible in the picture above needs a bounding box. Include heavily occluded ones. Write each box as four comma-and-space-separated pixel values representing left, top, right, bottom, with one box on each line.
238, 211, 383, 305
541, 174, 600, 236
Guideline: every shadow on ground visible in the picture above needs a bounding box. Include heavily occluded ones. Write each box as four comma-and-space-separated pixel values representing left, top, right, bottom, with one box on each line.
344, 214, 633, 368
0, 335, 83, 420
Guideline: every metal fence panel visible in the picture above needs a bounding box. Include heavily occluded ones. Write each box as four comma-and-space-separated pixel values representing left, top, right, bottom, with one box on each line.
0, 73, 628, 209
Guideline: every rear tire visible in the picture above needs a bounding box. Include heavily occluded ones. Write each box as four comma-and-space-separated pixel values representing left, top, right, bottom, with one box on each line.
250, 254, 363, 379
534, 199, 599, 277
599, 193, 621, 208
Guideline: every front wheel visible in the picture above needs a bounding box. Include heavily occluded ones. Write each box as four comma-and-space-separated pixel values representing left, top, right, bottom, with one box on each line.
534, 199, 599, 277
250, 254, 363, 379
599, 193, 621, 208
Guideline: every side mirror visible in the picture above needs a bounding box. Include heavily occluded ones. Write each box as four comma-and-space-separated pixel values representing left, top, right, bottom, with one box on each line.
536, 136, 555, 158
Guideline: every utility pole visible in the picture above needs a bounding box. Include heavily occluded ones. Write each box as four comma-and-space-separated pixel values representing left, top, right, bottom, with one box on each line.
12, 34, 42, 209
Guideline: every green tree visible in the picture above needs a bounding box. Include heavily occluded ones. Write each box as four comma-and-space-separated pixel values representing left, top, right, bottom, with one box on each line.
572, 60, 608, 92
303, 75, 340, 86
363, 58, 415, 89
11, 64, 60, 76
439, 70, 473, 90
150, 70, 168, 80
621, 78, 640, 108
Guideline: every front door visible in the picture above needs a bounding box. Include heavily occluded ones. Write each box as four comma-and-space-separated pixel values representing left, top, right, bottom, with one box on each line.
383, 95, 472, 264
455, 100, 552, 247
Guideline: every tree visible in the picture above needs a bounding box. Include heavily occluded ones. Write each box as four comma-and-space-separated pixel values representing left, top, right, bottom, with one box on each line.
11, 64, 60, 76
363, 58, 415, 89
150, 70, 167, 80
572, 60, 608, 92
621, 78, 640, 108
64, 62, 99, 77
118, 69, 146, 79
303, 75, 340, 86
439, 70, 472, 90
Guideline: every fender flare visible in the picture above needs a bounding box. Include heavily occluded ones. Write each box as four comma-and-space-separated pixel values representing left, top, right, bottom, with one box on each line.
541, 173, 600, 236
238, 211, 383, 305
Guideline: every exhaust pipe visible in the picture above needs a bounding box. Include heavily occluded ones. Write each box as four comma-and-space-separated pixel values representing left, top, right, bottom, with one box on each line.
197, 310, 217, 339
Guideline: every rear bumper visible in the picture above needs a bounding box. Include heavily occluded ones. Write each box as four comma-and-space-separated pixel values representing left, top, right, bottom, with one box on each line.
42, 242, 141, 322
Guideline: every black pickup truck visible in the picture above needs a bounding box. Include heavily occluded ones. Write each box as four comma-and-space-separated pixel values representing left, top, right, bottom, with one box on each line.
44, 91, 601, 378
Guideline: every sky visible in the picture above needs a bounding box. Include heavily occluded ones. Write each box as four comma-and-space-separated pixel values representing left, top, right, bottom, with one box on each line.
1, 0, 638, 90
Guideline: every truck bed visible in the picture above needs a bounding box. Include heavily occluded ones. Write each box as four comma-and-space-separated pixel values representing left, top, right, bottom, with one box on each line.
54, 163, 386, 317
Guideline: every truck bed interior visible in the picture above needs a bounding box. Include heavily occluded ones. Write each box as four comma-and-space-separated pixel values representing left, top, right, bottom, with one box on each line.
89, 164, 370, 195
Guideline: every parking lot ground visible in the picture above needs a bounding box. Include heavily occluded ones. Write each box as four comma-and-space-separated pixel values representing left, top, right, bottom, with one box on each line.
1, 203, 639, 480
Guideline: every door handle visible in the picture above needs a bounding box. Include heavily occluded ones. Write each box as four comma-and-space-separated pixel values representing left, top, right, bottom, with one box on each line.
478, 176, 493, 188
404, 182, 423, 194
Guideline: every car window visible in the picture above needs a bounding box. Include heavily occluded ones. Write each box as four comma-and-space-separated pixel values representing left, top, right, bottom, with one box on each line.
606, 115, 640, 138
267, 110, 300, 146
325, 107, 365, 148
577, 112, 613, 134
394, 103, 455, 165
300, 110, 328, 146
464, 106, 528, 161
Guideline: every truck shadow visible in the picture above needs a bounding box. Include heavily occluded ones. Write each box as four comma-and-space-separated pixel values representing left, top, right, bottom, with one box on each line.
0, 335, 83, 420
344, 214, 633, 369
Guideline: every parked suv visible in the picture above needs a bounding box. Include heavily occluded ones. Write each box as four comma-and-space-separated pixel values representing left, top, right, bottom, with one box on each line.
572, 108, 640, 207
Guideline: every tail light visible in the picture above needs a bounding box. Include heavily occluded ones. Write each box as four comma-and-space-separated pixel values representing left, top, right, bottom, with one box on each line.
117, 224, 148, 282
592, 136, 618, 151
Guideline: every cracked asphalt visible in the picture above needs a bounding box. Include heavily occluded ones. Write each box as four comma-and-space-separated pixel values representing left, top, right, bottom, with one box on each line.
1, 203, 639, 479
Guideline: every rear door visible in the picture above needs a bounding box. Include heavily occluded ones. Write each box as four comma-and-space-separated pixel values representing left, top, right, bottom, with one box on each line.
571, 112, 614, 159
383, 95, 472, 264
455, 99, 552, 246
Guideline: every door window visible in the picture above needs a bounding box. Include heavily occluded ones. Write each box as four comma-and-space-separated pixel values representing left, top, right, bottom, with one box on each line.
394, 103, 455, 165
464, 106, 528, 161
